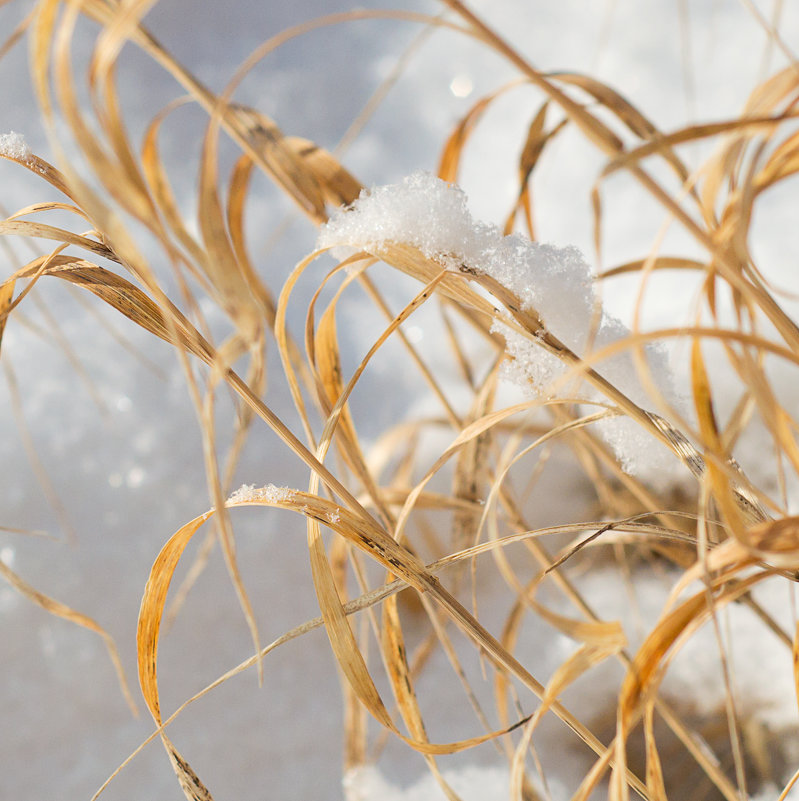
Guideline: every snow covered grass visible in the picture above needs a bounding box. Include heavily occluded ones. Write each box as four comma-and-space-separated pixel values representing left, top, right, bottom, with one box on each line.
319, 171, 683, 478
3, 2, 799, 801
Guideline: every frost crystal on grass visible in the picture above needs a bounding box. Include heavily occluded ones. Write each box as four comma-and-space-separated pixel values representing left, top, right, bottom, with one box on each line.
227, 483, 292, 504
320, 172, 683, 478
0, 131, 31, 162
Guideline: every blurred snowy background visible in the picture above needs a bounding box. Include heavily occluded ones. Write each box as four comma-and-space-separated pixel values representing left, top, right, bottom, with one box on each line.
2, 1, 799, 799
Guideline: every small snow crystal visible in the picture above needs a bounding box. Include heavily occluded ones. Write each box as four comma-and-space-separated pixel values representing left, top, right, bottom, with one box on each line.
227, 483, 292, 504
319, 172, 683, 478
0, 131, 31, 162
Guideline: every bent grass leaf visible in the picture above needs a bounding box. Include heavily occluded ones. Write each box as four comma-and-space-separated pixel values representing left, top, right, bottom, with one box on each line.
0, 277, 13, 353
691, 339, 747, 542
615, 569, 770, 799
438, 84, 520, 183
504, 101, 567, 237
225, 105, 329, 222
283, 135, 362, 208
4, 256, 215, 363
0, 559, 137, 715
136, 509, 216, 801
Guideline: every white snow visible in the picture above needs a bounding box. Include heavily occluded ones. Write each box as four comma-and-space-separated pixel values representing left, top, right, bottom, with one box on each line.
0, 131, 30, 162
343, 764, 562, 801
319, 172, 594, 351
491, 319, 565, 392
320, 172, 479, 268
227, 483, 293, 504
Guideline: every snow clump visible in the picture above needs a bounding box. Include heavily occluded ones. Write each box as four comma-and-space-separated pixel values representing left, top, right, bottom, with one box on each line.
319, 172, 682, 478
227, 484, 292, 504
0, 131, 31, 162
318, 171, 593, 352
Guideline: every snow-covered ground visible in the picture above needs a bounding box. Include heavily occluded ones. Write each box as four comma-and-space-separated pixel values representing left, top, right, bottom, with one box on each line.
2, 1, 799, 799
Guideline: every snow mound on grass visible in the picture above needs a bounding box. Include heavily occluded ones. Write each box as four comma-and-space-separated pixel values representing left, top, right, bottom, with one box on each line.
0, 131, 31, 162
319, 172, 683, 478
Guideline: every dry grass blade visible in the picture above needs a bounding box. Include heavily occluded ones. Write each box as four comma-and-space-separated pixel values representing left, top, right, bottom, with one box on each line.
136, 509, 217, 800
140, 99, 212, 279
556, 71, 692, 185
503, 100, 565, 237
451, 378, 494, 557
793, 623, 799, 721
0, 276, 13, 351
226, 154, 279, 326
600, 113, 796, 182
510, 639, 625, 801
643, 705, 667, 801
614, 570, 770, 801
137, 510, 213, 726
307, 514, 397, 734
224, 106, 330, 223
438, 84, 521, 183
307, 268, 454, 529
0, 218, 118, 261
381, 587, 465, 797
197, 115, 262, 340
0, 3, 33, 62
283, 135, 362, 209
313, 285, 368, 473
165, 744, 216, 801
598, 257, 707, 280
691, 339, 748, 542
5, 256, 215, 362
1, 148, 73, 199
527, 597, 626, 648
0, 559, 136, 715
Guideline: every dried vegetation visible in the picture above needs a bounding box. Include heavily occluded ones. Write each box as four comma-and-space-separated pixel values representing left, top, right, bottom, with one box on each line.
3, 1, 799, 800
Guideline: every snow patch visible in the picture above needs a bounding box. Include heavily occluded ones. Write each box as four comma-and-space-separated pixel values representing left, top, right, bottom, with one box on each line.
343, 764, 562, 801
